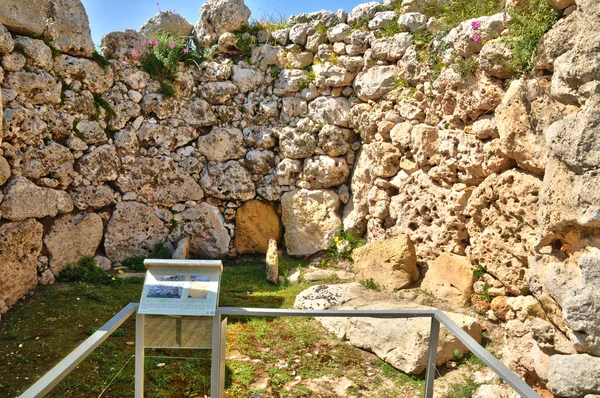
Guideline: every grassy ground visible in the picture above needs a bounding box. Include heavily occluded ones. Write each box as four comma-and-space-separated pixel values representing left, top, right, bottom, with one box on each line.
0, 257, 432, 398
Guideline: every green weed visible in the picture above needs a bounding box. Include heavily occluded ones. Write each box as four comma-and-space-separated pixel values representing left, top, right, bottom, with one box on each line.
453, 56, 478, 78
91, 49, 110, 69
442, 377, 480, 398
59, 257, 119, 285
159, 80, 176, 98
360, 278, 382, 291
328, 227, 365, 261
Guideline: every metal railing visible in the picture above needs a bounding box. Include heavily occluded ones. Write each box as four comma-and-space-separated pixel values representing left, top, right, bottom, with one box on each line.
21, 304, 541, 398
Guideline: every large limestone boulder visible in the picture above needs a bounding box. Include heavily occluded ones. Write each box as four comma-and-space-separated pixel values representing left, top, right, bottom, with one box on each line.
76, 144, 120, 183
136, 123, 199, 151
116, 156, 203, 207
139, 11, 193, 38
445, 14, 506, 57
0, 219, 43, 306
0, 0, 93, 56
180, 203, 230, 258
0, 157, 10, 186
278, 127, 317, 159
12, 142, 74, 189
197, 126, 246, 162
0, 177, 73, 221
200, 161, 255, 201
548, 354, 600, 397
466, 170, 542, 295
354, 66, 399, 102
551, 0, 600, 105
281, 189, 341, 257
352, 234, 418, 290
294, 283, 482, 374
44, 213, 104, 275
193, 0, 251, 47
104, 202, 168, 263
495, 78, 574, 174
4, 70, 62, 105
529, 245, 600, 357
71, 185, 116, 210
388, 171, 470, 261
100, 30, 144, 60
301, 156, 350, 189
422, 253, 475, 306
234, 200, 281, 254
370, 33, 412, 61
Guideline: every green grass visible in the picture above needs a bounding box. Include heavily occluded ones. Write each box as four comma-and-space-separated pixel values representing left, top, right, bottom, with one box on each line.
91, 49, 110, 69
159, 80, 176, 98
442, 377, 480, 398
360, 278, 382, 291
504, 0, 560, 75
425, 0, 504, 32
454, 56, 478, 78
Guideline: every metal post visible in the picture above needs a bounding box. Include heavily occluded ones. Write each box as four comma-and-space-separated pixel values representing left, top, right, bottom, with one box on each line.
210, 315, 221, 398
424, 317, 440, 398
135, 312, 145, 398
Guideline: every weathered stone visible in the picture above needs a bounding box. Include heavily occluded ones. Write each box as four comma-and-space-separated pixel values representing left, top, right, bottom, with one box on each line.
278, 127, 317, 159
231, 65, 264, 93
117, 156, 203, 206
13, 142, 74, 189
281, 189, 341, 256
479, 39, 516, 79
371, 33, 412, 61
308, 96, 351, 128
54, 55, 114, 94
318, 125, 356, 157
137, 122, 198, 151
0, 157, 11, 186
354, 66, 399, 101
445, 14, 506, 57
140, 11, 193, 38
422, 253, 475, 306
0, 219, 43, 306
397, 12, 427, 32
301, 156, 350, 189
244, 150, 274, 176
347, 2, 381, 26
41, 0, 95, 57
265, 238, 279, 284
100, 29, 144, 60
496, 78, 573, 174
0, 23, 14, 54
44, 213, 103, 275
289, 23, 311, 46
0, 0, 50, 36
172, 236, 190, 259
193, 0, 251, 47
77, 145, 120, 183
295, 283, 481, 374
199, 81, 239, 104
548, 354, 600, 397
1, 177, 73, 221
234, 200, 281, 254
13, 37, 53, 71
4, 71, 61, 105
180, 203, 230, 258
368, 11, 396, 30
327, 23, 351, 43
178, 97, 217, 127
352, 234, 418, 290
200, 161, 255, 201
312, 63, 355, 88
197, 126, 246, 162
466, 170, 541, 295
104, 202, 168, 263
71, 185, 115, 211
274, 69, 309, 95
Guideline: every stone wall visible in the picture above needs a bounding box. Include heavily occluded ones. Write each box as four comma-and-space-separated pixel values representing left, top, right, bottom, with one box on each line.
1, 0, 599, 394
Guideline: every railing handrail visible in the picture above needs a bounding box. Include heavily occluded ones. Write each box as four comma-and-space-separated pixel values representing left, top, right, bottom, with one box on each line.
20, 303, 541, 398
20, 303, 139, 398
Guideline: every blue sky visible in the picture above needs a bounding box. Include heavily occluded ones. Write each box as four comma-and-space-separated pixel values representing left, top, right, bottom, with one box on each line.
81, 0, 367, 45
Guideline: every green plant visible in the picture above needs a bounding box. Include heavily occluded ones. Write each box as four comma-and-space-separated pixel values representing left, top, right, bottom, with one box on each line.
235, 32, 256, 58
425, 0, 504, 32
91, 49, 110, 69
92, 93, 116, 122
58, 257, 119, 285
327, 53, 339, 64
376, 22, 402, 38
150, 242, 172, 259
473, 264, 486, 279
270, 64, 281, 78
71, 119, 84, 139
480, 283, 492, 302
453, 55, 478, 78
360, 278, 382, 291
328, 227, 365, 261
504, 0, 559, 75
159, 80, 176, 98
202, 44, 219, 62
315, 22, 328, 35
442, 377, 480, 398
122, 243, 171, 272
122, 256, 146, 272
138, 32, 203, 82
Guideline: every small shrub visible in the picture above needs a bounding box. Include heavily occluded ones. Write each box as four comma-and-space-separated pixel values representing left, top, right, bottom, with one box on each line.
328, 227, 365, 261
122, 256, 146, 272
315, 22, 328, 35
58, 257, 118, 285
360, 278, 381, 291
504, 0, 560, 75
91, 49, 110, 69
270, 65, 281, 78
150, 242, 172, 259
453, 56, 478, 78
235, 32, 256, 58
159, 80, 176, 98
473, 264, 486, 279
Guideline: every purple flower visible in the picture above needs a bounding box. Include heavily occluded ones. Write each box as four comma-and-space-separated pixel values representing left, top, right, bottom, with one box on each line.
473, 33, 481, 42
141, 39, 148, 47
471, 20, 481, 30
183, 47, 189, 53
169, 41, 175, 49
503, 12, 509, 21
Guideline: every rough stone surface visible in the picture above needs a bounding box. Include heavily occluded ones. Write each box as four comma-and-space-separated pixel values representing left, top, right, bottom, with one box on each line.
466, 170, 542, 295
421, 253, 476, 306
281, 189, 341, 257
43, 0, 95, 57
200, 161, 255, 201
104, 202, 168, 263
265, 238, 279, 284
548, 354, 600, 397
0, 177, 73, 221
354, 66, 398, 101
44, 213, 104, 275
0, 219, 43, 306
193, 0, 251, 47
352, 234, 418, 290
140, 11, 193, 38
294, 283, 482, 374
180, 203, 230, 258
234, 200, 281, 254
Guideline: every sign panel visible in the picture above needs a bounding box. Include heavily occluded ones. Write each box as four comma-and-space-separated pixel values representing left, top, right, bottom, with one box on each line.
138, 260, 222, 316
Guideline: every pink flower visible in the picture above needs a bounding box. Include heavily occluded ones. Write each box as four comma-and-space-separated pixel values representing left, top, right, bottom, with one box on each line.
503, 12, 509, 21
471, 20, 481, 30
141, 39, 148, 47
183, 47, 189, 53
169, 41, 175, 48
473, 33, 481, 42
131, 50, 138, 58
151, 38, 158, 46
